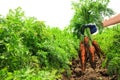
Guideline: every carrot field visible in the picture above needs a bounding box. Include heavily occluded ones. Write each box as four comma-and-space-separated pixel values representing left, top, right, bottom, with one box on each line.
0, 0, 120, 80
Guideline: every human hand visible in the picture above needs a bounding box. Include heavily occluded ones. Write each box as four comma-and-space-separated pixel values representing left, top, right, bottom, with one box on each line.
102, 19, 108, 27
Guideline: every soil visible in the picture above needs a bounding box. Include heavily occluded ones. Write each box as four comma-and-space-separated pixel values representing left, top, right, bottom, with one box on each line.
62, 56, 117, 80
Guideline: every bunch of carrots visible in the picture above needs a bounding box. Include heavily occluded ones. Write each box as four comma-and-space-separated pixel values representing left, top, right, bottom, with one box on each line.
79, 36, 104, 71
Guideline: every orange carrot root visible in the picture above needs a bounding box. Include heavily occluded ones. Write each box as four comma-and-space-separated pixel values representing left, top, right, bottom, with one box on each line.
89, 45, 96, 69
84, 36, 89, 44
79, 41, 86, 71
89, 46, 95, 62
78, 40, 103, 71
92, 40, 104, 57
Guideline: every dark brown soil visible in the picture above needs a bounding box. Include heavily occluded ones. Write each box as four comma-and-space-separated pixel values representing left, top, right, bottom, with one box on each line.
62, 56, 117, 80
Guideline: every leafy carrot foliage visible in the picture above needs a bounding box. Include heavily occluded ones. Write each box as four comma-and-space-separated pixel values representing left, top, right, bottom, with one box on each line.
0, 7, 78, 79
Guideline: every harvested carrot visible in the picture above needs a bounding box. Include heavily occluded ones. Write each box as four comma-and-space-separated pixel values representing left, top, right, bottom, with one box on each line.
84, 36, 89, 45
89, 45, 96, 69
79, 41, 87, 71
89, 46, 95, 62
92, 40, 104, 58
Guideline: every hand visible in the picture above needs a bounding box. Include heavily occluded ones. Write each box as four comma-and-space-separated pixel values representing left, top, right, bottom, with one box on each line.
102, 19, 108, 27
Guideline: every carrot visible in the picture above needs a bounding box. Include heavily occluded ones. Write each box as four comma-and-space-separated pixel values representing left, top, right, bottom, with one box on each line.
84, 36, 89, 45
89, 45, 96, 69
79, 41, 86, 71
84, 36, 89, 58
89, 46, 95, 62
92, 40, 104, 58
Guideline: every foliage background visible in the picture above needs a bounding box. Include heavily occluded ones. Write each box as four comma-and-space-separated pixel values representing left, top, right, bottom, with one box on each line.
0, 7, 78, 79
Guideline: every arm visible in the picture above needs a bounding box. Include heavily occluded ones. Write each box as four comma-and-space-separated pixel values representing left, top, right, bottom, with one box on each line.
103, 13, 120, 27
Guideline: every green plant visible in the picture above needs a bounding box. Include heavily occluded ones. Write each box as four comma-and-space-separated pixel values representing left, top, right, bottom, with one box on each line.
0, 67, 60, 80
70, 0, 114, 38
0, 7, 79, 79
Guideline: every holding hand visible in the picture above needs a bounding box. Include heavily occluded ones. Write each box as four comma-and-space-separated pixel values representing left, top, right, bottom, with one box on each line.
102, 13, 120, 27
